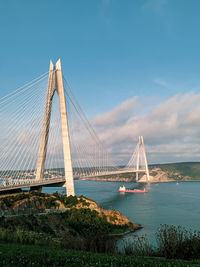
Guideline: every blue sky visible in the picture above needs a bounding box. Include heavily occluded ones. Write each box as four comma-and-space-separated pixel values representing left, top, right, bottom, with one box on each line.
1, 0, 200, 163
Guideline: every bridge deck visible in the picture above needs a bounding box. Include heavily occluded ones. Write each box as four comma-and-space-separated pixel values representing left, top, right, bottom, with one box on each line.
0, 169, 146, 194
0, 177, 65, 194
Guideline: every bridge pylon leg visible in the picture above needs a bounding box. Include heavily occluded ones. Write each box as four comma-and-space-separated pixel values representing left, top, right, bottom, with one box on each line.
56, 59, 75, 196
136, 136, 140, 182
141, 136, 150, 182
35, 61, 56, 181
126, 136, 150, 182
35, 59, 75, 196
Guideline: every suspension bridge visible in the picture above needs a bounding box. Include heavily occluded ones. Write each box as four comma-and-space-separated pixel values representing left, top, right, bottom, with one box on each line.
0, 59, 150, 196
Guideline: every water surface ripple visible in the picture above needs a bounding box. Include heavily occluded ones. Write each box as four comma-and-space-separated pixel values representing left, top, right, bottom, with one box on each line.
44, 180, 200, 242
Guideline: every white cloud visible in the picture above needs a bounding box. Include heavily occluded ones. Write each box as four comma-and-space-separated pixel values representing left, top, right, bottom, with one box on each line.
153, 78, 168, 88
92, 92, 200, 164
102, 0, 113, 7
142, 0, 168, 13
93, 97, 139, 127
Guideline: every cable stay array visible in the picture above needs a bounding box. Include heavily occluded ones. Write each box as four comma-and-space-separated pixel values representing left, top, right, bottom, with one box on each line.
64, 78, 120, 178
0, 72, 51, 183
0, 62, 150, 191
126, 136, 150, 181
0, 70, 120, 185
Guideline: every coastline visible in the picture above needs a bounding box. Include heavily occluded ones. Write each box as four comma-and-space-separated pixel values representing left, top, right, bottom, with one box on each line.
109, 226, 143, 237
78, 177, 200, 183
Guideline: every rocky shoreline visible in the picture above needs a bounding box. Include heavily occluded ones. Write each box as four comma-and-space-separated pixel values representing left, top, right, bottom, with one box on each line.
0, 192, 141, 234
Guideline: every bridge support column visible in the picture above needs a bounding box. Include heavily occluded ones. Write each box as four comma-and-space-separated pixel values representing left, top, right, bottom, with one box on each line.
141, 136, 150, 182
136, 136, 140, 182
56, 59, 75, 196
36, 61, 56, 181
35, 59, 75, 196
127, 136, 150, 182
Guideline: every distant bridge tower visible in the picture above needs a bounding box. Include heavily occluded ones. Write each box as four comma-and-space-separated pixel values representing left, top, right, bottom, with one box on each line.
126, 136, 150, 182
35, 59, 75, 196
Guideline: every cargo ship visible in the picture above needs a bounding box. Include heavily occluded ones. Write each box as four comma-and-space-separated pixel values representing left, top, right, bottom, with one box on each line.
118, 185, 147, 193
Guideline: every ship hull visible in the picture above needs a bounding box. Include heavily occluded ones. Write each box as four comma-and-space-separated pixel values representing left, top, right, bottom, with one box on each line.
118, 189, 147, 193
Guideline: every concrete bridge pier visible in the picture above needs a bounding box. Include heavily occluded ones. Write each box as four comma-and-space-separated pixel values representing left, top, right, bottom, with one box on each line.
35, 59, 75, 196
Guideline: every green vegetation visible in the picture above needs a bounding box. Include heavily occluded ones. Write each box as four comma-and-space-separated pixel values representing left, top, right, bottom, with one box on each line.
123, 224, 200, 261
0, 191, 91, 211
1, 215, 200, 263
0, 228, 61, 247
0, 202, 129, 253
152, 162, 200, 180
2, 192, 200, 264
0, 242, 198, 267
13, 208, 126, 236
52, 192, 90, 207
156, 224, 200, 260
0, 193, 31, 207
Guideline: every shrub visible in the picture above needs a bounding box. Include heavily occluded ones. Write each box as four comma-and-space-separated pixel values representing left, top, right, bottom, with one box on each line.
44, 197, 58, 209
156, 224, 200, 259
122, 225, 200, 260
0, 228, 60, 247
123, 235, 154, 256
52, 192, 79, 207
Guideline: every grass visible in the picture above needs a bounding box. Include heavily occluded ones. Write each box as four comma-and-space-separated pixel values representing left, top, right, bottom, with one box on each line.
0, 242, 198, 267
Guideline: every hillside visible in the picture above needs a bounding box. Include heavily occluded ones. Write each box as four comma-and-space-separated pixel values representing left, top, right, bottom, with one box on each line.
149, 162, 200, 181
0, 191, 139, 229
79, 162, 200, 182
0, 191, 141, 252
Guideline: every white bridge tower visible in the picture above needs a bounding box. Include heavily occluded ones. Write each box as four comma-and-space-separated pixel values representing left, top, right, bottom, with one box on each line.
126, 136, 150, 182
35, 59, 75, 196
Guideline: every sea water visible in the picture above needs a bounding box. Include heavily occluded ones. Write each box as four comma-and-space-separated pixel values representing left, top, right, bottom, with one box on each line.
43, 180, 200, 244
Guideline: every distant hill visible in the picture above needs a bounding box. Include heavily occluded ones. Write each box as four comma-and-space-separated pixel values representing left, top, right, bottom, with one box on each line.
150, 162, 200, 181
79, 162, 200, 182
